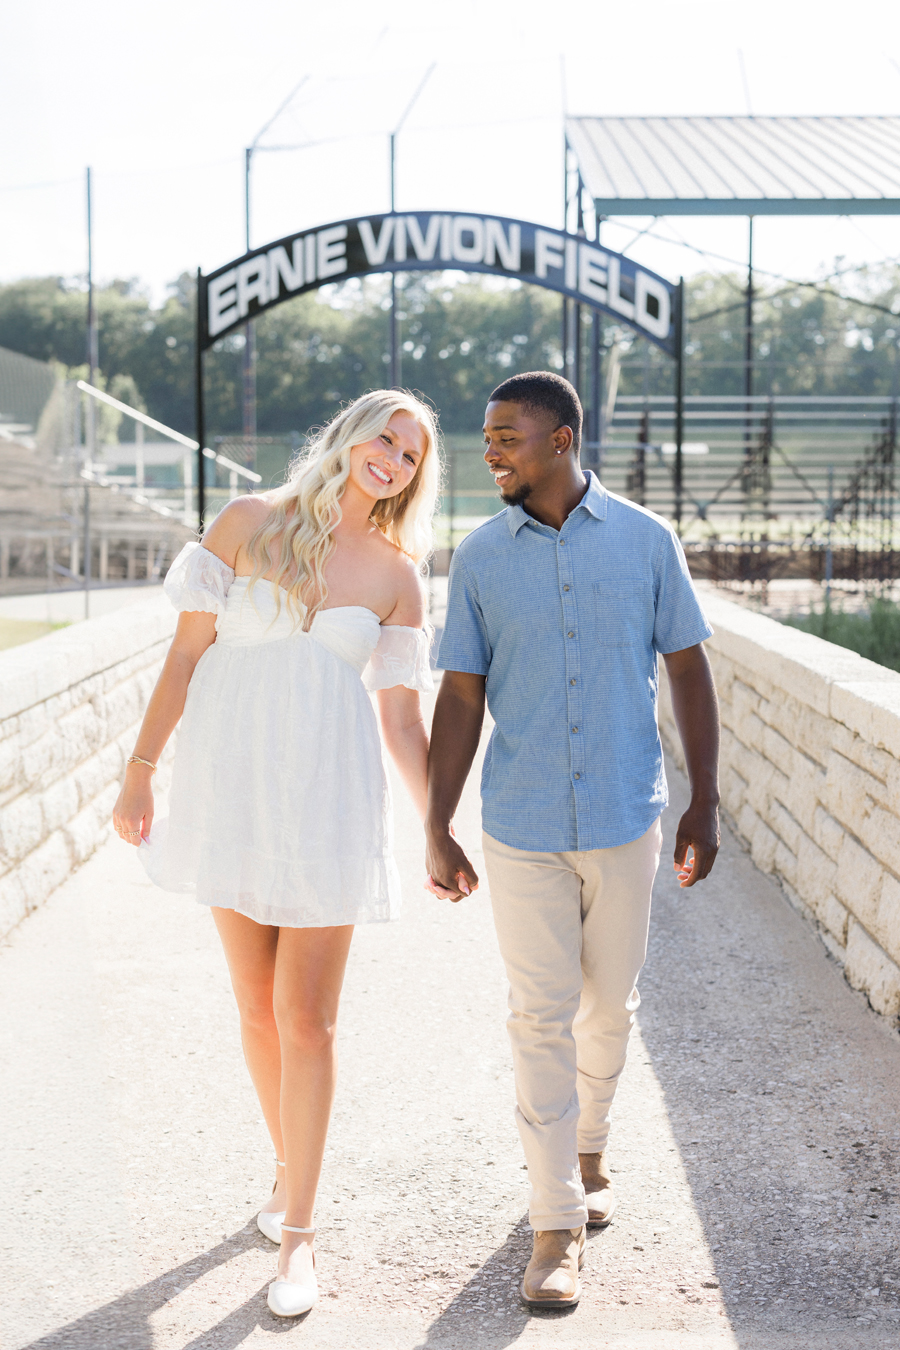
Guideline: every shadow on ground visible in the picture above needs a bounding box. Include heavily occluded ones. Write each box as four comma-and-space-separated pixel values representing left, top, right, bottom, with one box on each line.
19, 1225, 290, 1350
417, 1215, 609, 1349
639, 774, 900, 1346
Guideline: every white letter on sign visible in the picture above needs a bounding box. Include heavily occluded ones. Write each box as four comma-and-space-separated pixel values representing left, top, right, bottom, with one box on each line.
268, 240, 304, 296
607, 257, 635, 321
578, 244, 608, 303
237, 257, 269, 319
451, 217, 485, 264
535, 230, 564, 279
485, 220, 521, 270
635, 272, 671, 339
406, 215, 441, 260
565, 239, 577, 290
318, 225, 348, 279
359, 218, 394, 265
208, 269, 237, 337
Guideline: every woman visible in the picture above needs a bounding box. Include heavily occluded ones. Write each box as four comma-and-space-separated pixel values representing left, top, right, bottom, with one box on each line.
113, 390, 439, 1317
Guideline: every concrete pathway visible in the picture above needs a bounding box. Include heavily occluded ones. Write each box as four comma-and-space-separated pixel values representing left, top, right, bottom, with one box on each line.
1, 695, 899, 1350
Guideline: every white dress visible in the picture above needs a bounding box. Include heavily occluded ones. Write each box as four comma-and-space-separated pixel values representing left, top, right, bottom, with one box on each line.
139, 542, 433, 928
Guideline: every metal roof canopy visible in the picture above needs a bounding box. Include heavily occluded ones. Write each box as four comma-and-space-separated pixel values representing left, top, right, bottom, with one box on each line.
565, 116, 900, 215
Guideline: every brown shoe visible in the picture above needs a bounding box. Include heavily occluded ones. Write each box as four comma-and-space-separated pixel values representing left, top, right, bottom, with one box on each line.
520, 1226, 586, 1308
579, 1151, 617, 1228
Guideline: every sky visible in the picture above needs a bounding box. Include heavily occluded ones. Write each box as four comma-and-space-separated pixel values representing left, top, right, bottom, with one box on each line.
2, 0, 900, 304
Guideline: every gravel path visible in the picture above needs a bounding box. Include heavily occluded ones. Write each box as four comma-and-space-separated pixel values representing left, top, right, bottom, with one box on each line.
1, 691, 899, 1349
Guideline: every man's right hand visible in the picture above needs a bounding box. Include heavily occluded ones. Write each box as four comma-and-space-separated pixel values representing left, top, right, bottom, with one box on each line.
425, 824, 479, 902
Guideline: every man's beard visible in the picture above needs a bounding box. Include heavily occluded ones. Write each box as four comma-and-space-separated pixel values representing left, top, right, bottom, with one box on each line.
499, 479, 532, 507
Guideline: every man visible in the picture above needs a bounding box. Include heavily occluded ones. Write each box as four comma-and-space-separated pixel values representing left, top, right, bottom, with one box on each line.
425, 371, 719, 1310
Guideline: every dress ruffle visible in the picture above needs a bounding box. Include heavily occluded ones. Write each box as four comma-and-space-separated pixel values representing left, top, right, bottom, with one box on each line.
164, 541, 234, 615
363, 626, 433, 692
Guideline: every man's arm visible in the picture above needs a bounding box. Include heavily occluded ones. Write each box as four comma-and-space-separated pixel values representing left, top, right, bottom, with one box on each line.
662, 643, 720, 887
425, 670, 486, 901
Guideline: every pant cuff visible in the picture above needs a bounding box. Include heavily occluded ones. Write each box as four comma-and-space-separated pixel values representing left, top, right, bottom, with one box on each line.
529, 1207, 589, 1231
576, 1135, 610, 1154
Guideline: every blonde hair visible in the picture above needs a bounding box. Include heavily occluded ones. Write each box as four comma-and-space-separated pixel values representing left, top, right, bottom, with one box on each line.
246, 389, 441, 627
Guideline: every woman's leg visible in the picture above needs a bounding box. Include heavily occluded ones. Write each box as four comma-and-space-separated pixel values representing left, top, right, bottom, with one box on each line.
272, 923, 354, 1281
211, 908, 285, 1209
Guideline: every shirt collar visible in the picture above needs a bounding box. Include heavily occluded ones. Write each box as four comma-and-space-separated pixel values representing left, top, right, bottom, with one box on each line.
506, 470, 608, 536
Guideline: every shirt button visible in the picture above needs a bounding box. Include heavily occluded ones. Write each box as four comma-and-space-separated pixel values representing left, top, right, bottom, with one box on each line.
567, 631, 575, 638
563, 585, 570, 592
572, 726, 579, 733
559, 539, 566, 546
574, 772, 581, 780
570, 678, 576, 685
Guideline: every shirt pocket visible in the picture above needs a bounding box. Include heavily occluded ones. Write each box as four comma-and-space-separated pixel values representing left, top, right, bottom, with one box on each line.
592, 579, 650, 646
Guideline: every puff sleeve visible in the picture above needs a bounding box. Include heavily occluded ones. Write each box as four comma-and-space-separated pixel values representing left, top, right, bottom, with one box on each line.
362, 625, 434, 693
163, 542, 235, 615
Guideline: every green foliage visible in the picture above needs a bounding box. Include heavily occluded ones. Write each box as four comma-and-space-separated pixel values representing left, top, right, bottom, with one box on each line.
784, 598, 900, 672
615, 266, 900, 399
3, 264, 900, 442
0, 272, 562, 441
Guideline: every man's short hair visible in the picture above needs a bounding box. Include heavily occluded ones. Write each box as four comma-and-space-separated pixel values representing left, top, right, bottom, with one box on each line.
489, 371, 583, 452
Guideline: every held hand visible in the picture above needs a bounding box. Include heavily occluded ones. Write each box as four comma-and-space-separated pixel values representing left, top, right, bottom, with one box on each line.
424, 825, 479, 903
673, 799, 720, 888
113, 770, 155, 847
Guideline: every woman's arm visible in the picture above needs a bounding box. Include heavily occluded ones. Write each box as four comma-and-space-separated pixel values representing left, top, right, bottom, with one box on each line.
376, 685, 429, 820
112, 610, 216, 845
375, 558, 430, 819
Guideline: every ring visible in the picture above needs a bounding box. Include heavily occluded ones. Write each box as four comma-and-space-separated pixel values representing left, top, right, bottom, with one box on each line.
121, 830, 140, 836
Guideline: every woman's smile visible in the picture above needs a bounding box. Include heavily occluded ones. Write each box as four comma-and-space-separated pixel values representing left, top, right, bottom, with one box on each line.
367, 461, 393, 486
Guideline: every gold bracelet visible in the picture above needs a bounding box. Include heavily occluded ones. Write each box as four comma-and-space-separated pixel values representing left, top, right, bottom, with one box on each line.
126, 755, 157, 774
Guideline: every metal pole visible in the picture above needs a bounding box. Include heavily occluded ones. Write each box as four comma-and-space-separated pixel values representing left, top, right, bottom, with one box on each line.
825, 464, 834, 619
243, 146, 257, 443
195, 266, 206, 531
589, 310, 601, 471
561, 133, 569, 382
390, 132, 399, 388
743, 216, 754, 517
745, 216, 754, 405
587, 217, 603, 473
386, 65, 435, 392
84, 166, 97, 618
674, 277, 685, 533
573, 166, 585, 401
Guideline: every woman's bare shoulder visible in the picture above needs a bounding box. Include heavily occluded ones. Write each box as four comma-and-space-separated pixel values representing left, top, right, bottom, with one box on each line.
381, 548, 426, 628
201, 494, 275, 568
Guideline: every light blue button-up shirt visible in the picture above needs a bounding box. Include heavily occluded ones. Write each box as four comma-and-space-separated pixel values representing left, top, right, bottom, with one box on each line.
436, 472, 713, 852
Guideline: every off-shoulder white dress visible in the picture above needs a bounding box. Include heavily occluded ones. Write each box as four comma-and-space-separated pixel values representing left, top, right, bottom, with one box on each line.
140, 542, 432, 928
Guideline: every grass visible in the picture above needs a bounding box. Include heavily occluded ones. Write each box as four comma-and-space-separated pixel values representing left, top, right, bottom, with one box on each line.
783, 598, 900, 673
0, 618, 69, 652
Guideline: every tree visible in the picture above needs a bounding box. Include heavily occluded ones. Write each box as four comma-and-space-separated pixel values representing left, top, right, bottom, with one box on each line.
2, 266, 899, 446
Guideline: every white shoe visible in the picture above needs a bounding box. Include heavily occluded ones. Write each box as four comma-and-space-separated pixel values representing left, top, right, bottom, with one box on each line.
267, 1225, 317, 1318
257, 1209, 286, 1243
257, 1158, 286, 1244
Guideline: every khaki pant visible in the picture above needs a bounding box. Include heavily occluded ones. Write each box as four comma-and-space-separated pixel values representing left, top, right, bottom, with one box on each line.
483, 819, 663, 1230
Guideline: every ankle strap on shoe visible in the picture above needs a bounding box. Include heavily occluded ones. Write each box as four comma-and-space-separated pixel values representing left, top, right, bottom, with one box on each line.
281, 1224, 315, 1233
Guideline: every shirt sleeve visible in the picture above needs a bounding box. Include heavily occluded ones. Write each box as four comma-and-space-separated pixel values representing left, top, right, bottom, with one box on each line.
436, 550, 492, 675
652, 527, 714, 654
163, 542, 235, 615
362, 626, 434, 692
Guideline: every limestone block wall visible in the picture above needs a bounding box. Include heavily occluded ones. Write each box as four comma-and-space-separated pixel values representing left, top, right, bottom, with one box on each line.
0, 596, 176, 938
659, 591, 900, 1026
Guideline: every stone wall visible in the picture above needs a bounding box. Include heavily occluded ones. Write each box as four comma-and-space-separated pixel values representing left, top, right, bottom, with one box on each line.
0, 597, 176, 938
659, 591, 900, 1025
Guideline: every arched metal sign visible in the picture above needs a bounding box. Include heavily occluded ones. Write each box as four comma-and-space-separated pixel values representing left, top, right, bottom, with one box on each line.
197, 211, 677, 355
